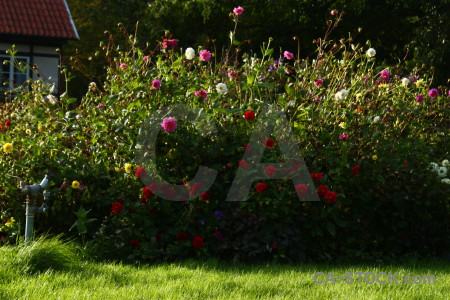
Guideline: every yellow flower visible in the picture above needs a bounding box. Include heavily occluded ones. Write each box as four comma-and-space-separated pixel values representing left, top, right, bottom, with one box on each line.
72, 181, 80, 189
415, 79, 424, 86
115, 167, 120, 172
38, 125, 43, 132
339, 122, 346, 129
25, 129, 32, 135
124, 163, 133, 173
2, 143, 13, 153
355, 93, 363, 100
372, 155, 378, 161
5, 217, 15, 227
378, 83, 389, 89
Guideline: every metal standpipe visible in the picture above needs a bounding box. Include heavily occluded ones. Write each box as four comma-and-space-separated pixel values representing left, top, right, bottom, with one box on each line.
19, 175, 49, 243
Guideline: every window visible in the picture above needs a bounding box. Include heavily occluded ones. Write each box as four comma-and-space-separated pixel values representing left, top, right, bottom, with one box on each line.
0, 55, 30, 90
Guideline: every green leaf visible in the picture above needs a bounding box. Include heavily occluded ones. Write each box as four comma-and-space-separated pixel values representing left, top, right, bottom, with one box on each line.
326, 221, 336, 237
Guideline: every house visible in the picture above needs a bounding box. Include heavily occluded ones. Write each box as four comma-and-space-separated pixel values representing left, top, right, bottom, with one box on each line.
0, 0, 78, 94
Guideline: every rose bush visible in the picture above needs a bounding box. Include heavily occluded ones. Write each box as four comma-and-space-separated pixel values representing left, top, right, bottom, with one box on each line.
1, 9, 449, 262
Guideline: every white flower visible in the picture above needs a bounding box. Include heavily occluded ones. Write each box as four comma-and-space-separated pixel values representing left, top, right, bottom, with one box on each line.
216, 83, 228, 94
366, 48, 376, 57
430, 162, 439, 172
185, 47, 196, 60
401, 78, 410, 86
373, 116, 380, 123
46, 94, 57, 104
441, 178, 450, 184
442, 159, 449, 167
76, 114, 83, 120
437, 167, 447, 177
335, 89, 349, 100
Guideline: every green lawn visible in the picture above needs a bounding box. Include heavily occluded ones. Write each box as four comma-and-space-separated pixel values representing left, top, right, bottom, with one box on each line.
1, 241, 449, 300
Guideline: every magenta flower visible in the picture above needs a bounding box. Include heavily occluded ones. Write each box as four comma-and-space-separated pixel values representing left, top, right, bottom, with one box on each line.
194, 89, 207, 99
98, 103, 104, 108
214, 230, 224, 240
314, 78, 323, 86
380, 69, 390, 81
119, 63, 127, 69
415, 94, 424, 102
283, 51, 294, 60
233, 6, 244, 15
339, 134, 349, 141
330, 10, 338, 16
199, 50, 212, 61
162, 39, 178, 49
152, 79, 161, 89
143, 56, 149, 62
161, 117, 177, 132
428, 88, 439, 99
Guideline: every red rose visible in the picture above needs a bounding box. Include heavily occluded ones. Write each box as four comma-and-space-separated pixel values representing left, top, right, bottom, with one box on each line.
200, 192, 211, 202
192, 235, 204, 248
310, 172, 323, 181
111, 201, 123, 214
189, 182, 202, 195
149, 183, 159, 192
351, 165, 361, 176
238, 159, 249, 169
295, 184, 308, 196
5, 120, 11, 127
244, 110, 255, 120
163, 187, 175, 198
317, 185, 328, 197
265, 166, 277, 177
325, 191, 338, 203
130, 239, 140, 248
135, 167, 147, 178
255, 182, 268, 193
142, 187, 153, 199
264, 138, 275, 149
177, 231, 187, 242
154, 233, 161, 242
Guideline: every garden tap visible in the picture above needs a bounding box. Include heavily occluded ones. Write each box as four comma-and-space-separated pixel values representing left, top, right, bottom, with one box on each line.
15, 175, 50, 242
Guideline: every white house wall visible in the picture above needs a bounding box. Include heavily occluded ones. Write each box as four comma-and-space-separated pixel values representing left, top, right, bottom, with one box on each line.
0, 43, 60, 91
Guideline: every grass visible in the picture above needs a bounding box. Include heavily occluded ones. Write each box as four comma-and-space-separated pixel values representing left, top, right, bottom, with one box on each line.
0, 237, 449, 299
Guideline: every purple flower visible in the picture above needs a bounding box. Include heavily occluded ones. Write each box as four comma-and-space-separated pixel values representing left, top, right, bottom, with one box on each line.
98, 103, 104, 108
314, 78, 323, 86
214, 210, 224, 220
380, 69, 390, 81
415, 94, 424, 102
283, 51, 294, 60
428, 88, 439, 99
339, 134, 349, 141
160, 117, 177, 132
214, 230, 223, 240
152, 79, 161, 89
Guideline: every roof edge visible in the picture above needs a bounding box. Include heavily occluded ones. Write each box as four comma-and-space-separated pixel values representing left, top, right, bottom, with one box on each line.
63, 0, 80, 40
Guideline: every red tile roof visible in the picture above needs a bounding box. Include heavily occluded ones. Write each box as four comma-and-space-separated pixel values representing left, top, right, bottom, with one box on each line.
0, 0, 79, 40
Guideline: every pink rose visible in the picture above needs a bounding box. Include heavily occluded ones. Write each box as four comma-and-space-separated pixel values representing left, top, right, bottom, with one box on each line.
283, 51, 294, 60
233, 6, 244, 15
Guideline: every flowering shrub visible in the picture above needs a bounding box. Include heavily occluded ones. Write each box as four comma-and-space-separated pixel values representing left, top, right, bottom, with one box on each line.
1, 8, 449, 262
